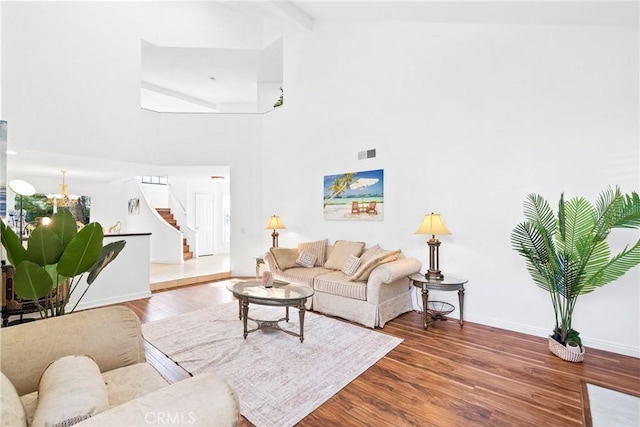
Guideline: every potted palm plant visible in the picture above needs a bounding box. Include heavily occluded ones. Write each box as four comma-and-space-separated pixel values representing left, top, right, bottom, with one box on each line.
1, 208, 125, 318
510, 186, 640, 362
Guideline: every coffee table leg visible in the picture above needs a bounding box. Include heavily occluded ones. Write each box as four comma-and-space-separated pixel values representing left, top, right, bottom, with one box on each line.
421, 287, 430, 330
241, 298, 249, 339
458, 288, 465, 327
237, 298, 242, 320
298, 300, 306, 343
285, 306, 289, 322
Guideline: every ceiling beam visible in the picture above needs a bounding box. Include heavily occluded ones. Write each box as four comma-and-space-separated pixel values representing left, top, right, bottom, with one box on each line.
141, 81, 219, 111
262, 1, 314, 33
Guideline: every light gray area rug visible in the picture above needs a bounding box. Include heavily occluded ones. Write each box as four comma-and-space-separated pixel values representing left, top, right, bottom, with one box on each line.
587, 383, 640, 427
142, 302, 402, 427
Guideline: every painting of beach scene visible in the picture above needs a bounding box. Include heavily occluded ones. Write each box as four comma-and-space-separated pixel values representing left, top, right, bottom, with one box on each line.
323, 169, 384, 221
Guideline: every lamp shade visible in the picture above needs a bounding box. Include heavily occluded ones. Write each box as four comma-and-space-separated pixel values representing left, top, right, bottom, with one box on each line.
8, 179, 36, 196
414, 213, 451, 236
265, 215, 286, 230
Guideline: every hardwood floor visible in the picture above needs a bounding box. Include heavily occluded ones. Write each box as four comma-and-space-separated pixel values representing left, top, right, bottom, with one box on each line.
120, 279, 640, 427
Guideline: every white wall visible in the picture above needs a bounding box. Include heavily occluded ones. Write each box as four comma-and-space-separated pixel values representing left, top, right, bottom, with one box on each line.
2, 3, 638, 356
262, 22, 639, 356
2, 2, 265, 275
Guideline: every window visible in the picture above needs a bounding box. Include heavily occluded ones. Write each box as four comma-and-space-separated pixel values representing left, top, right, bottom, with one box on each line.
141, 176, 168, 185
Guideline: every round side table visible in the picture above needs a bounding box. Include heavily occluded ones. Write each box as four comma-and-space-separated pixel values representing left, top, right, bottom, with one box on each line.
408, 273, 468, 330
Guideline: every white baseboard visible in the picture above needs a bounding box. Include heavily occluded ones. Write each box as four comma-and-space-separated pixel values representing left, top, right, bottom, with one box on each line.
71, 291, 152, 312
466, 313, 640, 358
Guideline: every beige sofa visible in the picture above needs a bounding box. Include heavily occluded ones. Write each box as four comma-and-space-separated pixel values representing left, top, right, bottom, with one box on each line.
264, 239, 421, 328
0, 306, 241, 427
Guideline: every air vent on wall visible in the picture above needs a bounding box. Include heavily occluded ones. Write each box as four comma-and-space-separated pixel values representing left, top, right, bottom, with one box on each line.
358, 149, 376, 160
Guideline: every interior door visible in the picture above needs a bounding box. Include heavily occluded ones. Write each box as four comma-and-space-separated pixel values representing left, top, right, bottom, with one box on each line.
195, 193, 214, 256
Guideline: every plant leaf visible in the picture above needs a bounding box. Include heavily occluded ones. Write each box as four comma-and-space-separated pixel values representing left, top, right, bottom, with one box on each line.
87, 240, 126, 284
25, 226, 63, 266
57, 223, 104, 277
14, 260, 54, 300
0, 219, 28, 266
48, 208, 77, 248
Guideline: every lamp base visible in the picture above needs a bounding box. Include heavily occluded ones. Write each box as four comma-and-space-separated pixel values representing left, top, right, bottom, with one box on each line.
425, 270, 444, 281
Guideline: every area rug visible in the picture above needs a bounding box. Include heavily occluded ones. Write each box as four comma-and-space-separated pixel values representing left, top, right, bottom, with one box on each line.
142, 302, 402, 427
582, 381, 640, 427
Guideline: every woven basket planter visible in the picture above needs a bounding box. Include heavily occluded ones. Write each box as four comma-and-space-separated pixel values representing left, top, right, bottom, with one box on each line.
548, 337, 585, 363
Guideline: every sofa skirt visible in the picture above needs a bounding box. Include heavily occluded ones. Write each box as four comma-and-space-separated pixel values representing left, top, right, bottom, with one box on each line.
313, 288, 412, 328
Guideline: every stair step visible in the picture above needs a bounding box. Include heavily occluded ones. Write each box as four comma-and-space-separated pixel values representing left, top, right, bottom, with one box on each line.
157, 207, 191, 261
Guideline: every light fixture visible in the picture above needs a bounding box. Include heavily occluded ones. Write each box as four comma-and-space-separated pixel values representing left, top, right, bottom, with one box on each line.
414, 213, 452, 280
48, 170, 79, 213
8, 179, 36, 239
265, 215, 286, 248
211, 175, 225, 183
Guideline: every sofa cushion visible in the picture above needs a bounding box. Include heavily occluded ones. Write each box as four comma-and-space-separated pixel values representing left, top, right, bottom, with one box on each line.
73, 373, 241, 427
296, 250, 317, 268
275, 267, 333, 289
32, 355, 109, 427
350, 249, 401, 282
101, 363, 169, 408
298, 239, 328, 266
341, 254, 362, 276
324, 240, 365, 270
314, 271, 368, 300
269, 247, 299, 271
1, 372, 27, 427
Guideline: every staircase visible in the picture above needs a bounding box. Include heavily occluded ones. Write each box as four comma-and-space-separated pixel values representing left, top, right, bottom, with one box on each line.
156, 208, 193, 261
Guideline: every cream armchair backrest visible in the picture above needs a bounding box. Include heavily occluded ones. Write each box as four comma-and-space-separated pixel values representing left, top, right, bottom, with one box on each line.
0, 306, 145, 395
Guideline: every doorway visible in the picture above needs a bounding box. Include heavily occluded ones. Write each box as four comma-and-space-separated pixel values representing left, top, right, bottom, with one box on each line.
195, 193, 214, 256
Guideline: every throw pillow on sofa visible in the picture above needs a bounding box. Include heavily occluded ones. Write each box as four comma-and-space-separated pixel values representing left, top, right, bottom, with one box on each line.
324, 240, 365, 270
350, 249, 401, 282
31, 355, 109, 427
1, 372, 27, 427
341, 254, 362, 276
298, 239, 328, 266
296, 250, 317, 268
269, 247, 299, 271
359, 244, 382, 263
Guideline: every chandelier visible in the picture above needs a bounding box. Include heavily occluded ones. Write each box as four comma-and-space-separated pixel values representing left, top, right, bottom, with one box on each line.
47, 170, 79, 211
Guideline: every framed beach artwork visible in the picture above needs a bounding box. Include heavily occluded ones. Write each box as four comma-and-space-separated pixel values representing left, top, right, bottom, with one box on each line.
323, 169, 384, 221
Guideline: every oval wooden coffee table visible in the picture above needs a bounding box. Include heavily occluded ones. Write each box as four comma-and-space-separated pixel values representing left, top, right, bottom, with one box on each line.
226, 280, 314, 342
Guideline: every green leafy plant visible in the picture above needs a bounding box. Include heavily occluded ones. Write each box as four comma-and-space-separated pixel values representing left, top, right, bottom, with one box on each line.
273, 86, 283, 108
510, 187, 640, 349
1, 208, 125, 318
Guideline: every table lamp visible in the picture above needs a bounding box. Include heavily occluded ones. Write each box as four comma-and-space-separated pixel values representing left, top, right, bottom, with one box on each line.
265, 215, 286, 248
8, 179, 36, 239
415, 213, 451, 280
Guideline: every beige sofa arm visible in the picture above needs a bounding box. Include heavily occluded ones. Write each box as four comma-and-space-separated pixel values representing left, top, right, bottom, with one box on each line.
263, 251, 279, 273
369, 258, 422, 284
0, 306, 145, 395
364, 258, 421, 305
76, 373, 241, 427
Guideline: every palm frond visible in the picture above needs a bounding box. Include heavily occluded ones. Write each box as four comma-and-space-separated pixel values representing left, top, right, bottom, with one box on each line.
615, 191, 640, 229
581, 241, 640, 293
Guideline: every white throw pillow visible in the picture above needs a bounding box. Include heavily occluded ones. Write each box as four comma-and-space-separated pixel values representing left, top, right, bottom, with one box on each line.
296, 250, 317, 268
32, 355, 109, 427
1, 372, 27, 427
341, 255, 361, 276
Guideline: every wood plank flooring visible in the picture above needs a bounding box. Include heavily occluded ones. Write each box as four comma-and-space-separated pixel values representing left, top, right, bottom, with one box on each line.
120, 279, 640, 427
